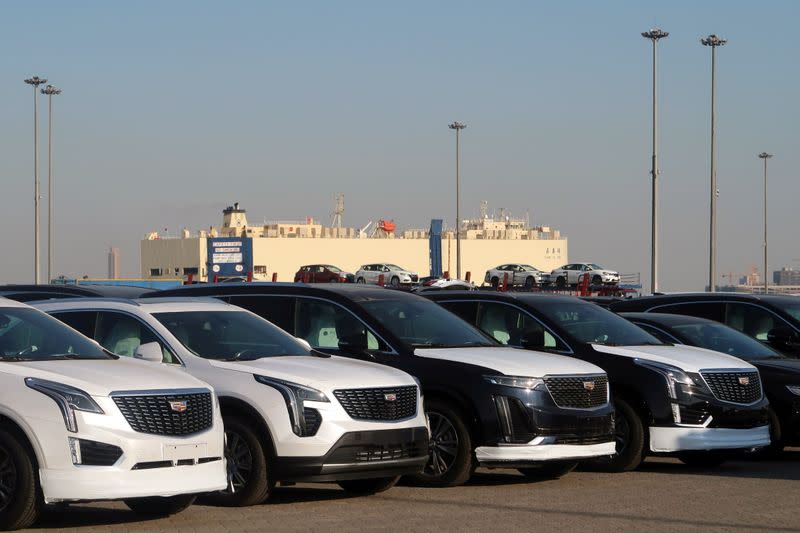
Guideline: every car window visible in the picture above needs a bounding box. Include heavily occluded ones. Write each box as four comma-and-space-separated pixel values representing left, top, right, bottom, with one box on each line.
0, 308, 110, 361
95, 311, 178, 364
655, 302, 725, 322
295, 298, 384, 351
228, 295, 296, 333
535, 301, 662, 346
725, 304, 779, 341
477, 302, 566, 350
50, 311, 97, 338
439, 301, 480, 324
671, 322, 781, 360
634, 323, 678, 344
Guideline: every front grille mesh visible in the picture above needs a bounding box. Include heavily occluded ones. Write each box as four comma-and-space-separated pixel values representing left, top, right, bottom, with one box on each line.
553, 434, 610, 446
113, 391, 213, 436
701, 371, 762, 404
78, 439, 123, 466
333, 386, 417, 421
544, 375, 609, 409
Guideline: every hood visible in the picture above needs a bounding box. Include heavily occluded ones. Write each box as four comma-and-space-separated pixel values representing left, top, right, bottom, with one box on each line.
591, 344, 756, 373
415, 346, 605, 377
1, 357, 208, 397
751, 358, 800, 375
207, 355, 415, 390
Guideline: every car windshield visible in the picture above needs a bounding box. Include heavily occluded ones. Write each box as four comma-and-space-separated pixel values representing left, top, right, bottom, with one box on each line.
385, 264, 404, 271
772, 300, 800, 322
0, 307, 111, 361
672, 322, 783, 360
360, 299, 497, 348
325, 265, 342, 273
520, 265, 538, 272
536, 301, 663, 346
154, 311, 311, 360
587, 264, 604, 270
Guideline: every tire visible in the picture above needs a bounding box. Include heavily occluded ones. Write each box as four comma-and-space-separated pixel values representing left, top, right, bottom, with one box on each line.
586, 397, 645, 472
758, 406, 785, 458
490, 277, 499, 289
390, 276, 400, 288
0, 429, 39, 531
124, 494, 196, 516
677, 451, 728, 468
555, 276, 566, 289
205, 416, 272, 507
518, 461, 577, 480
410, 399, 474, 487
356, 277, 365, 284
337, 476, 399, 495
524, 277, 535, 290
592, 275, 602, 286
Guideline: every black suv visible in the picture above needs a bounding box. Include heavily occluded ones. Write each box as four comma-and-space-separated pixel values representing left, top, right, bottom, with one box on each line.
609, 293, 800, 357
0, 284, 155, 302
620, 312, 800, 452
424, 291, 771, 470
149, 283, 616, 486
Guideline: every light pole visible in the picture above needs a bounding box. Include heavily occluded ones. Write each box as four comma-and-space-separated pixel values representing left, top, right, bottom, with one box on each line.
41, 85, 61, 283
759, 152, 773, 294
701, 34, 726, 292
448, 121, 466, 279
24, 76, 47, 284
642, 28, 668, 295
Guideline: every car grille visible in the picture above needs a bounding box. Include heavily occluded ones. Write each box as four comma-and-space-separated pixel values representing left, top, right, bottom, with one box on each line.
303, 407, 322, 436
77, 439, 123, 466
553, 433, 611, 446
333, 386, 417, 421
113, 391, 213, 436
700, 371, 762, 404
544, 375, 609, 409
678, 406, 710, 426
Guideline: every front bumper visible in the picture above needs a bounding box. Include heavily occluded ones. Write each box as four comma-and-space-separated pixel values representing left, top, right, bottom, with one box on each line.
272, 427, 429, 482
477, 440, 615, 466
649, 425, 771, 453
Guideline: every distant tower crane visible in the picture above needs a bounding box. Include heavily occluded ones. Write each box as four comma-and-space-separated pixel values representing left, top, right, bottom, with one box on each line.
330, 193, 344, 229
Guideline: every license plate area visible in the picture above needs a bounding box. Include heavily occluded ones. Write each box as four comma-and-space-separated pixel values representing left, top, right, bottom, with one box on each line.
164, 443, 207, 461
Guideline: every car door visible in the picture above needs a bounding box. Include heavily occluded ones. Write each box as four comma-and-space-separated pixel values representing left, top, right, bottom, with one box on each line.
724, 303, 784, 344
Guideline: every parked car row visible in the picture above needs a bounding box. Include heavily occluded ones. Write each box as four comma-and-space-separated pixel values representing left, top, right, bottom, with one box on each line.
0, 283, 791, 529
483, 263, 621, 290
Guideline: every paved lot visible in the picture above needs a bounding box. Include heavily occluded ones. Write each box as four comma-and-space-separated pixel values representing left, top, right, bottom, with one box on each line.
29, 450, 800, 533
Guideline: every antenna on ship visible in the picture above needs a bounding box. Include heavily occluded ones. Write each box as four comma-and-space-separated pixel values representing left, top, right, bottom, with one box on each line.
331, 193, 344, 229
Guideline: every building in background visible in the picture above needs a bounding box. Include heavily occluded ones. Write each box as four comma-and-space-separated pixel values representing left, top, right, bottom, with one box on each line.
140, 202, 568, 283
107, 247, 120, 279
774, 267, 800, 286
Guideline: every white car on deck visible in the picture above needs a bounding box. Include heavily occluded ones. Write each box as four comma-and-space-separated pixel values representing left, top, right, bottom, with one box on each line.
355, 264, 419, 287
550, 263, 620, 287
0, 299, 226, 530
35, 297, 429, 507
484, 264, 551, 289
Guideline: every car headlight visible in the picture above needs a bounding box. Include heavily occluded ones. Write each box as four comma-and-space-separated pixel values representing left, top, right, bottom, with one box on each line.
483, 375, 545, 390
25, 378, 104, 433
634, 360, 702, 400
254, 375, 328, 436
786, 385, 800, 396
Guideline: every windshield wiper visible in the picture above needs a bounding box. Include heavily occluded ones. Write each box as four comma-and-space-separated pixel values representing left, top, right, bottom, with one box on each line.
224, 353, 267, 362
0, 355, 35, 362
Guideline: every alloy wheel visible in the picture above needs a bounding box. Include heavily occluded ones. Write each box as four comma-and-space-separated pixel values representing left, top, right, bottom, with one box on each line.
614, 409, 630, 455
225, 430, 253, 493
424, 412, 459, 477
0, 445, 17, 513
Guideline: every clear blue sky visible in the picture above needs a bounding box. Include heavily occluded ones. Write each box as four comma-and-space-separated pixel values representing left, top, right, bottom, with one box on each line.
1, 0, 798, 290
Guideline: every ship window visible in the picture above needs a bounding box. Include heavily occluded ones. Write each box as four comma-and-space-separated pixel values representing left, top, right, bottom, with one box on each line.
150, 268, 163, 276
254, 265, 267, 274
183, 267, 199, 275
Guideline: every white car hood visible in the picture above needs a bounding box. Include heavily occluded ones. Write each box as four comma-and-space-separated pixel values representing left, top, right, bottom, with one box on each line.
415, 346, 605, 377
208, 355, 415, 390
591, 344, 756, 373
3, 357, 208, 397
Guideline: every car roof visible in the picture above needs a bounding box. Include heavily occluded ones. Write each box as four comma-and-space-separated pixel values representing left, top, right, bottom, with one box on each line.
146, 282, 424, 303
618, 312, 717, 327
32, 296, 235, 313
424, 290, 589, 305
0, 284, 156, 299
613, 292, 800, 307
0, 297, 33, 309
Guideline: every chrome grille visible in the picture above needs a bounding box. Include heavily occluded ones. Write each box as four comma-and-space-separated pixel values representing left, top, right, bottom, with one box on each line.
544, 375, 609, 409
333, 386, 417, 421
700, 371, 762, 404
112, 390, 213, 436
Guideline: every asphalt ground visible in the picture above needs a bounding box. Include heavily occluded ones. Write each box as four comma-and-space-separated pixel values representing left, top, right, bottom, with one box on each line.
28, 449, 800, 533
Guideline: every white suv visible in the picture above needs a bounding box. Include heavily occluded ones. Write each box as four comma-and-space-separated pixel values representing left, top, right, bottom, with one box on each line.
355, 264, 419, 287
0, 299, 226, 530
550, 263, 620, 288
35, 297, 429, 506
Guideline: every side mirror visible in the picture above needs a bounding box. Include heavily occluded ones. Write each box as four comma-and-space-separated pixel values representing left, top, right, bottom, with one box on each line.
519, 329, 546, 350
134, 342, 163, 363
295, 337, 313, 352
767, 327, 800, 348
338, 334, 371, 357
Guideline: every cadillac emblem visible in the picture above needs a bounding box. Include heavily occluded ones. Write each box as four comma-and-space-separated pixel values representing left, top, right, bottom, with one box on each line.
582, 381, 596, 392
384, 393, 397, 402
738, 376, 750, 386
169, 400, 188, 413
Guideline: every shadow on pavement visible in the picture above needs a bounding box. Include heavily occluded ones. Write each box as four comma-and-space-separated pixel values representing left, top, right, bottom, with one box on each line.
33, 506, 157, 529
264, 485, 355, 505
637, 453, 800, 481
